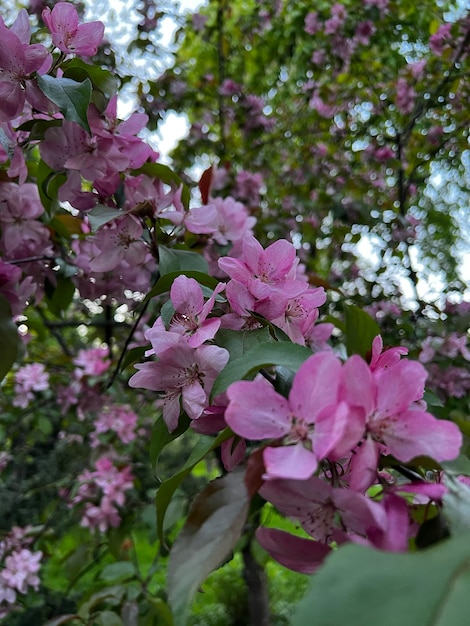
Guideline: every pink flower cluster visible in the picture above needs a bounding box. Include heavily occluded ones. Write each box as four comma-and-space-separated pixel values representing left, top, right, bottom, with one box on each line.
224, 336, 461, 571
91, 404, 139, 447
72, 456, 134, 533
0, 527, 42, 618
13, 363, 49, 409
129, 275, 229, 432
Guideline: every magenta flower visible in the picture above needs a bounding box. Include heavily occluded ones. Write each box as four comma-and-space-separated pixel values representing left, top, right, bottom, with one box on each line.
42, 2, 105, 56
129, 331, 229, 431
168, 275, 225, 347
225, 352, 347, 480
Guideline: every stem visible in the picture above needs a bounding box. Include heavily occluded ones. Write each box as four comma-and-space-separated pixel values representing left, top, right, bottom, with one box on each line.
242, 539, 270, 626
106, 296, 152, 389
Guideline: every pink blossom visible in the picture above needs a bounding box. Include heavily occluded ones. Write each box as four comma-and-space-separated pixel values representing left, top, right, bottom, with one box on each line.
88, 215, 149, 273
0, 183, 51, 261
304, 12, 320, 36
344, 356, 462, 491
129, 330, 229, 431
234, 171, 264, 206
218, 236, 306, 301
0, 259, 34, 317
429, 23, 452, 56
225, 353, 348, 480
167, 275, 225, 347
124, 175, 186, 225
40, 120, 129, 195
0, 11, 51, 122
88, 96, 157, 169
42, 2, 105, 56
395, 77, 416, 114
91, 405, 138, 446
354, 20, 375, 45
1, 548, 42, 594
13, 363, 49, 408
74, 457, 134, 533
269, 287, 326, 345
74, 346, 110, 377
185, 197, 256, 246
260, 476, 387, 545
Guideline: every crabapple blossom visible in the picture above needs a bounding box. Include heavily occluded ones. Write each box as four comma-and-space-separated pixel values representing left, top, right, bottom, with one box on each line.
13, 363, 49, 408
218, 235, 306, 302
91, 404, 139, 446
74, 346, 110, 378
0, 10, 51, 122
129, 329, 229, 431
73, 457, 134, 533
225, 352, 347, 480
167, 275, 226, 347
42, 2, 105, 56
185, 196, 256, 246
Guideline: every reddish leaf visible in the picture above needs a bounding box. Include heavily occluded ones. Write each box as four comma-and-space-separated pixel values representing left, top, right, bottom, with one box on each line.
198, 165, 213, 204
167, 468, 250, 625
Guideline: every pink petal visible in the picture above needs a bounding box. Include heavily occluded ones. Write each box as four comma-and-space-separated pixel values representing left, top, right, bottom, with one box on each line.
10, 9, 30, 44
225, 379, 290, 439
263, 444, 318, 480
71, 22, 105, 56
241, 235, 263, 273
0, 81, 24, 122
262, 239, 297, 280
348, 436, 380, 492
171, 275, 204, 315
289, 351, 341, 422
341, 355, 375, 415
380, 410, 462, 463
182, 380, 207, 420
375, 360, 428, 416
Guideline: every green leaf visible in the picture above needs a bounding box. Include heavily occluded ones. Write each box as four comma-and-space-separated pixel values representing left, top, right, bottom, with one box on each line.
211, 341, 312, 400
36, 159, 67, 212
45, 277, 75, 317
94, 611, 123, 626
292, 533, 470, 626
100, 561, 136, 582
36, 75, 92, 133
343, 304, 380, 358
150, 414, 191, 470
158, 246, 209, 275
443, 475, 470, 535
62, 58, 119, 99
87, 205, 123, 231
167, 469, 250, 626
43, 616, 82, 626
156, 429, 233, 546
423, 388, 445, 408
214, 327, 273, 360
0, 295, 20, 382
119, 346, 147, 372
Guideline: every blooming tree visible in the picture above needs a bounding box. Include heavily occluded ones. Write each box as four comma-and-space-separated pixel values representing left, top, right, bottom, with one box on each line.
0, 2, 469, 626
